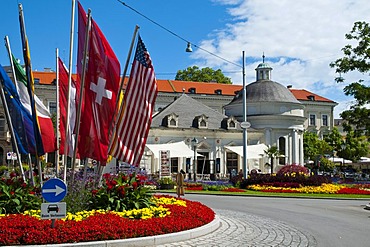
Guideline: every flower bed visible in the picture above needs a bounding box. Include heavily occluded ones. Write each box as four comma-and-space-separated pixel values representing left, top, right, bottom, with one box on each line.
247, 183, 370, 194
0, 195, 215, 245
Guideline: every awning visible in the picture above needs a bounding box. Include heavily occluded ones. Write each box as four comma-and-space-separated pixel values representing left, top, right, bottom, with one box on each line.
224, 144, 268, 159
146, 141, 202, 158
328, 157, 352, 164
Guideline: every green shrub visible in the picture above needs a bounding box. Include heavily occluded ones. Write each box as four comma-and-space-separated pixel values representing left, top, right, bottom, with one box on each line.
0, 172, 41, 214
0, 166, 7, 176
88, 172, 155, 211
158, 177, 175, 185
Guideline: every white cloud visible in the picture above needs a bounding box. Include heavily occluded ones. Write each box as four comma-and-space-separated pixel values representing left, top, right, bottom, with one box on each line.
192, 0, 370, 118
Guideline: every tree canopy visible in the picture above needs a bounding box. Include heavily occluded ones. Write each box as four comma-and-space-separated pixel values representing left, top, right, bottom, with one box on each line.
330, 21, 370, 138
175, 66, 232, 84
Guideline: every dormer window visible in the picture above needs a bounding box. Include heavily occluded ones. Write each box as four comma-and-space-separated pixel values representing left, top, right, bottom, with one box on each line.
193, 114, 208, 129
188, 87, 196, 94
170, 118, 176, 126
215, 89, 222, 95
162, 113, 178, 128
227, 116, 237, 129
307, 95, 315, 101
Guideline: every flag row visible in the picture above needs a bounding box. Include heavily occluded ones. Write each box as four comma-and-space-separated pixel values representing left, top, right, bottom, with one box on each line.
0, 1, 158, 168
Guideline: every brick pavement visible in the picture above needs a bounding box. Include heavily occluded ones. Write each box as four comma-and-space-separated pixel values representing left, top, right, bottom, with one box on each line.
158, 209, 317, 247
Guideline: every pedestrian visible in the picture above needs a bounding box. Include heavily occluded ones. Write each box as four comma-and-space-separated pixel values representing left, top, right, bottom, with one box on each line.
238, 169, 243, 176
176, 169, 185, 198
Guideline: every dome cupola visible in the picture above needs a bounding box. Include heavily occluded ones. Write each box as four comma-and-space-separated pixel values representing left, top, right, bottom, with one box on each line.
255, 54, 272, 81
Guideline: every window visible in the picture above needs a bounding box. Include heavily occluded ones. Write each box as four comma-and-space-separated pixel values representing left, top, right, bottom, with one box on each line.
215, 89, 222, 95
307, 95, 315, 101
49, 102, 57, 116
170, 119, 176, 126
226, 152, 238, 175
309, 114, 316, 126
170, 158, 178, 173
200, 120, 207, 127
34, 78, 40, 84
0, 116, 5, 134
322, 115, 328, 126
194, 114, 208, 129
188, 88, 196, 94
278, 137, 286, 165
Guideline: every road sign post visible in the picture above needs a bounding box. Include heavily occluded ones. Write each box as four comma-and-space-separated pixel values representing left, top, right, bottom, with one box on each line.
41, 178, 67, 228
41, 178, 67, 203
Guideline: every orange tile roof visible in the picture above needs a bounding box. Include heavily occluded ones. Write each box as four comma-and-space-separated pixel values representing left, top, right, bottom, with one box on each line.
33, 71, 335, 102
289, 89, 335, 103
156, 79, 242, 95
33, 71, 77, 84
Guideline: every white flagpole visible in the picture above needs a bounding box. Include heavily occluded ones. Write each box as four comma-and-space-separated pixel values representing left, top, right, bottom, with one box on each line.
71, 9, 92, 180
4, 36, 26, 182
55, 48, 60, 177
63, 0, 76, 183
107, 25, 139, 154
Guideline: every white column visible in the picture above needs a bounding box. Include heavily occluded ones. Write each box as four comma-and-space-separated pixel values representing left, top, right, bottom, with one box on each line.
292, 129, 299, 164
299, 131, 304, 165
265, 128, 272, 146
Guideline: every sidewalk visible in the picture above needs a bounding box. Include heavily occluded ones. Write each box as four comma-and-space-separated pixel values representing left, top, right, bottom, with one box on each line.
21, 209, 316, 247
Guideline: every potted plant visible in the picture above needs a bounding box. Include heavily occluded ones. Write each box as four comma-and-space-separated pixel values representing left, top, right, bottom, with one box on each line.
158, 177, 175, 190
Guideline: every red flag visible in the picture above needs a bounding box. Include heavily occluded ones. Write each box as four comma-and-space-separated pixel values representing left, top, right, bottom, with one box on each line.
77, 2, 120, 163
58, 58, 78, 157
109, 36, 158, 165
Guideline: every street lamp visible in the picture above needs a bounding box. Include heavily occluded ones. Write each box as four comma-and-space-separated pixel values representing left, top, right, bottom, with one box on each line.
192, 138, 198, 182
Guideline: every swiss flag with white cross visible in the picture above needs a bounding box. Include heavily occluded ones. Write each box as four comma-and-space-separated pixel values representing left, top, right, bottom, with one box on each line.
77, 2, 120, 163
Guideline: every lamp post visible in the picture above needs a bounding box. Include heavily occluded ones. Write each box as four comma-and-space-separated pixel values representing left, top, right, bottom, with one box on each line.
192, 138, 198, 182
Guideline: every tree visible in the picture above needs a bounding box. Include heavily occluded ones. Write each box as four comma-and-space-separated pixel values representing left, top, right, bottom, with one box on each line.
304, 131, 332, 173
339, 129, 369, 162
330, 21, 370, 138
324, 127, 369, 162
323, 127, 343, 155
175, 66, 232, 84
304, 132, 331, 161
264, 145, 280, 174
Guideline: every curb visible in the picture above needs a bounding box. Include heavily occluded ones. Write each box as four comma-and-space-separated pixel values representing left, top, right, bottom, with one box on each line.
18, 215, 221, 247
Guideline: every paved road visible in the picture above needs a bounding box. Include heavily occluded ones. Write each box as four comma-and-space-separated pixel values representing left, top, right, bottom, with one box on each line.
159, 194, 369, 247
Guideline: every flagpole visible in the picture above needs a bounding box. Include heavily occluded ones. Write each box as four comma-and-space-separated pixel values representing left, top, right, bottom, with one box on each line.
0, 78, 26, 177
4, 36, 26, 181
63, 0, 76, 182
71, 9, 92, 180
18, 3, 44, 185
108, 25, 139, 153
55, 48, 60, 177
6, 37, 36, 186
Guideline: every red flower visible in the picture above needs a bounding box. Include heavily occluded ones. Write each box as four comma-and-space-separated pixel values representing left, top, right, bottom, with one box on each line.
132, 182, 138, 190
0, 196, 215, 245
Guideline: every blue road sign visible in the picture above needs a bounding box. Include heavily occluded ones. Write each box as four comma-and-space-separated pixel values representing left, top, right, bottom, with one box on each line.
41, 178, 67, 203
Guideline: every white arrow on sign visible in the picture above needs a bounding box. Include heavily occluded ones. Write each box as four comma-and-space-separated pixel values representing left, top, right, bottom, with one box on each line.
42, 185, 65, 196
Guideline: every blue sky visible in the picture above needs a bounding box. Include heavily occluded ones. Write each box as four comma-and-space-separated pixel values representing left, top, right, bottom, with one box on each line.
0, 0, 369, 118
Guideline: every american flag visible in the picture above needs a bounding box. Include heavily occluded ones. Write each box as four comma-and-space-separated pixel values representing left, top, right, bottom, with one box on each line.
109, 36, 158, 165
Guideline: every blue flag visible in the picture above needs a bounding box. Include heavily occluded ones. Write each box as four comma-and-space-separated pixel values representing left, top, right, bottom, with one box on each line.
0, 65, 35, 154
